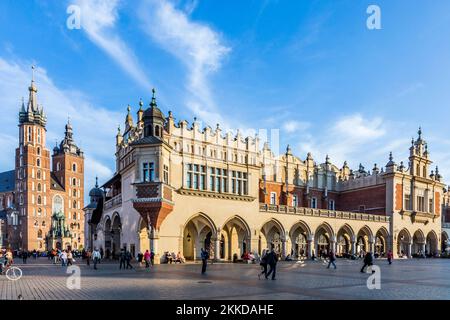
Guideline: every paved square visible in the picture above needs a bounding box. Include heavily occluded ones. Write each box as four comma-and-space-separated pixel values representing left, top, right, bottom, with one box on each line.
1, 258, 449, 300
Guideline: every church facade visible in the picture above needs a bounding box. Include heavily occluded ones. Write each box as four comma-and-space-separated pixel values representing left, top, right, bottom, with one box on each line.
84, 90, 449, 262
0, 77, 85, 251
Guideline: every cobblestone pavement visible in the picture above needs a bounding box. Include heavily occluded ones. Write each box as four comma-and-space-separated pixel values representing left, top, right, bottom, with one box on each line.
1, 257, 449, 300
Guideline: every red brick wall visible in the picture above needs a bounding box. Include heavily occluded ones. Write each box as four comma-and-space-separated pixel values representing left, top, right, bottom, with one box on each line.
337, 184, 386, 215
435, 192, 440, 217
395, 183, 403, 211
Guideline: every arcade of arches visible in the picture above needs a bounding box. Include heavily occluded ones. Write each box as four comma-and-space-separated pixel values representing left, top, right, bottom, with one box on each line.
165, 213, 444, 261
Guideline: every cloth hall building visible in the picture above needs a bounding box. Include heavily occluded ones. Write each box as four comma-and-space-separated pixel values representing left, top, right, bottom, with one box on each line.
84, 90, 450, 262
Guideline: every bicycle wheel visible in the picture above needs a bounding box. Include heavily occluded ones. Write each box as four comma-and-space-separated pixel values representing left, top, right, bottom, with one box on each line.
6, 267, 23, 281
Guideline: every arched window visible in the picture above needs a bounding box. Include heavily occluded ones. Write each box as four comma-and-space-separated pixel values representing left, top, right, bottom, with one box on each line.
28, 127, 32, 142
37, 229, 43, 239
42, 221, 46, 227
19, 194, 24, 205
72, 178, 76, 186
72, 163, 77, 172
73, 201, 77, 209
73, 189, 77, 197
37, 195, 42, 205
37, 147, 41, 155
53, 195, 63, 214
73, 212, 77, 220
36, 170, 41, 179
56, 162, 61, 171
37, 183, 41, 192
34, 220, 38, 227
36, 158, 41, 167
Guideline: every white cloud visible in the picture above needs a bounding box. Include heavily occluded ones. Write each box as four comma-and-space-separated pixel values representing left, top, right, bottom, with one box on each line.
138, 0, 231, 127
283, 120, 310, 133
0, 57, 118, 196
73, 0, 151, 89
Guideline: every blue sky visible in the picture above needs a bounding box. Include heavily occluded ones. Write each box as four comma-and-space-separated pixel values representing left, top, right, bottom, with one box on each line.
1, 0, 450, 193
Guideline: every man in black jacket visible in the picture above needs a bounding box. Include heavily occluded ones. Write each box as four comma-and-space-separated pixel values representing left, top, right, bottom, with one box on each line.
360, 251, 374, 273
265, 250, 278, 280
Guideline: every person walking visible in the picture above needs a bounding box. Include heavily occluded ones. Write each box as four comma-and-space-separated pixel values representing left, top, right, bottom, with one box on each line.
60, 250, 68, 267
21, 251, 28, 264
387, 250, 393, 265
119, 249, 126, 269
327, 250, 337, 269
86, 249, 92, 266
361, 251, 374, 273
200, 248, 209, 275
137, 252, 143, 266
265, 249, 278, 280
125, 250, 133, 269
67, 250, 74, 266
150, 251, 155, 266
258, 250, 268, 280
144, 250, 150, 268
93, 248, 101, 270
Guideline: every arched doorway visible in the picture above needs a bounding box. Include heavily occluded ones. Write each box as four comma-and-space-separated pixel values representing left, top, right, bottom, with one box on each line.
397, 229, 411, 258
104, 217, 112, 258
290, 221, 311, 258
111, 214, 122, 259
442, 232, 449, 254
315, 224, 333, 258
222, 216, 251, 260
260, 219, 284, 256
183, 214, 216, 261
336, 224, 354, 257
412, 230, 425, 257
375, 227, 388, 257
426, 231, 438, 257
356, 226, 373, 255
138, 218, 150, 254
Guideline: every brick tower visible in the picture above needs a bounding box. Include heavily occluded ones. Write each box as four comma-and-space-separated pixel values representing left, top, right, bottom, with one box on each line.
15, 73, 52, 251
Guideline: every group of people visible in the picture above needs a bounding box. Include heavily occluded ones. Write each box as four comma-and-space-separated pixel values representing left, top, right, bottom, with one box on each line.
163, 251, 186, 264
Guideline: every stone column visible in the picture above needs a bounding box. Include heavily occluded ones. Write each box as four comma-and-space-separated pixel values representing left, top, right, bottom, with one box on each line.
214, 235, 220, 261
150, 227, 160, 264
351, 236, 356, 255
281, 237, 287, 258
421, 243, 426, 256
307, 234, 314, 259
407, 241, 412, 258
330, 235, 337, 253
369, 236, 375, 254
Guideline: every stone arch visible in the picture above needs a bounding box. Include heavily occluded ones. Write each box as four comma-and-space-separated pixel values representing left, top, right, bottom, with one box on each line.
260, 219, 285, 255
356, 225, 373, 254
137, 217, 150, 254
111, 213, 122, 258
375, 227, 389, 256
289, 220, 311, 258
442, 231, 449, 254
221, 215, 252, 260
397, 228, 411, 257
314, 222, 334, 258
426, 230, 439, 257
336, 224, 355, 256
183, 213, 217, 261
412, 229, 425, 256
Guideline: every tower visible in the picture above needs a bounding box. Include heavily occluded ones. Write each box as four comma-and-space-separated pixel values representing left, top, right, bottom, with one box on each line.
15, 70, 52, 251
409, 127, 432, 178
51, 119, 85, 250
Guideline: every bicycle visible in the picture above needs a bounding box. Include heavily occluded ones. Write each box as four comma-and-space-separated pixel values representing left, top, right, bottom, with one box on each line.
0, 260, 23, 281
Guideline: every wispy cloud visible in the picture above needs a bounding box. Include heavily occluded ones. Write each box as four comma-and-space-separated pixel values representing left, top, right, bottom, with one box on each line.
0, 57, 120, 194
283, 120, 310, 133
138, 0, 231, 127
73, 0, 151, 88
